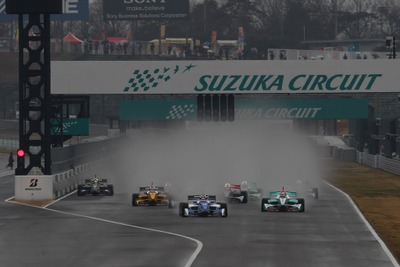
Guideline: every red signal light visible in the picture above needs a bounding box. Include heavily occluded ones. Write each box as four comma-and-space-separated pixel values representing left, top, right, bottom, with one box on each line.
17, 149, 25, 157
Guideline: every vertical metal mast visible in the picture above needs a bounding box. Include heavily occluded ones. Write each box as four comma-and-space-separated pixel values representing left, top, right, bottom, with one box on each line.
6, 0, 62, 175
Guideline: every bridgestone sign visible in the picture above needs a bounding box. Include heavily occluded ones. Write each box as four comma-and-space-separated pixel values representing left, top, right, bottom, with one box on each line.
103, 0, 189, 21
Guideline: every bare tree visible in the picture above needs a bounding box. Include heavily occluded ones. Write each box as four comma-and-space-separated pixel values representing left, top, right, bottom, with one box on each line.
340, 0, 378, 39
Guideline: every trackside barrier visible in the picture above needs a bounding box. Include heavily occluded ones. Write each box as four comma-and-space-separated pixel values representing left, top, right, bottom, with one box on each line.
52, 158, 107, 198
332, 146, 356, 162
356, 151, 400, 175
357, 151, 379, 168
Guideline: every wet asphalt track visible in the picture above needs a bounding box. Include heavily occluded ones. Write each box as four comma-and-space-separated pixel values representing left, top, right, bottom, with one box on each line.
0, 173, 398, 267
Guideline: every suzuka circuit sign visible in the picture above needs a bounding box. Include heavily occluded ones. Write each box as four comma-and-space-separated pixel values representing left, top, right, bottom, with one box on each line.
103, 0, 189, 20
51, 60, 400, 95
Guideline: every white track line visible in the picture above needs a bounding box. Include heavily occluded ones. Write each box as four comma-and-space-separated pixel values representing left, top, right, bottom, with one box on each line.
325, 181, 400, 267
42, 190, 77, 208
6, 196, 203, 267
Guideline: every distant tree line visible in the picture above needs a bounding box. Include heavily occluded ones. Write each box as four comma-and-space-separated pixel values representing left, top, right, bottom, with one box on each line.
1, 0, 400, 52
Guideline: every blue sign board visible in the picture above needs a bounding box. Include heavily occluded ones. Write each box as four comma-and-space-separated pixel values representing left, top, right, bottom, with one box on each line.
0, 0, 89, 21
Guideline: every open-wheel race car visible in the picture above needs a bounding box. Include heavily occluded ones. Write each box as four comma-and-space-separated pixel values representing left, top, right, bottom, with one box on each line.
224, 182, 249, 203
308, 187, 319, 199
132, 183, 173, 208
77, 176, 114, 196
295, 179, 319, 199
179, 194, 228, 217
261, 187, 305, 212
246, 182, 263, 200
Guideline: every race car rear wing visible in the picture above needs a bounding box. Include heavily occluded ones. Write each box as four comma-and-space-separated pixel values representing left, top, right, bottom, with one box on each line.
270, 191, 297, 197
188, 195, 217, 201
84, 178, 107, 184
226, 184, 241, 189
140, 186, 164, 191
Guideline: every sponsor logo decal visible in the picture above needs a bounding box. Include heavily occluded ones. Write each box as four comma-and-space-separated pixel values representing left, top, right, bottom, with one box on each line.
30, 179, 38, 187
26, 179, 41, 191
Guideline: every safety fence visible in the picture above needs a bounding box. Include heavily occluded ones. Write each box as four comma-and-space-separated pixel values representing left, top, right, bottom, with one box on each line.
356, 151, 400, 175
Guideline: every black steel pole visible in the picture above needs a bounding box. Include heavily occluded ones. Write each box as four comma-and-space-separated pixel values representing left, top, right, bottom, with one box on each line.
393, 36, 396, 59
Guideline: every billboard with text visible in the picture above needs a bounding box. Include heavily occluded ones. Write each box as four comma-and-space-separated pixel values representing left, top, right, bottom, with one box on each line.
119, 98, 368, 121
0, 0, 89, 21
103, 0, 189, 21
52, 60, 397, 95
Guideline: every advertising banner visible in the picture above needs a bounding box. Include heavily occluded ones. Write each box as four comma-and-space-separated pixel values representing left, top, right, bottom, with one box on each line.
0, 0, 89, 21
52, 60, 398, 95
119, 98, 368, 121
103, 0, 189, 21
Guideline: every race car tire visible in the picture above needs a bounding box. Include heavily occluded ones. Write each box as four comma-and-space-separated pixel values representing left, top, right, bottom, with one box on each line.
261, 198, 269, 212
108, 185, 114, 196
220, 203, 228, 217
77, 185, 84, 196
241, 191, 248, 203
179, 202, 188, 217
132, 194, 139, 206
298, 198, 305, 212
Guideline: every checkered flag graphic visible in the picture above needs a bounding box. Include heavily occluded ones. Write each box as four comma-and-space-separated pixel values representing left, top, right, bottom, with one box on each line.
124, 68, 171, 92
166, 104, 195, 120
123, 64, 196, 93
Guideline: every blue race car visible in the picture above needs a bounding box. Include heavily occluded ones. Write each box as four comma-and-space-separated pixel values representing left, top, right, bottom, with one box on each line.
179, 194, 228, 217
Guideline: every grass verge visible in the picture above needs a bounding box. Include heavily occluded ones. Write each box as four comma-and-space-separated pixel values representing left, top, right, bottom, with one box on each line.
326, 161, 400, 264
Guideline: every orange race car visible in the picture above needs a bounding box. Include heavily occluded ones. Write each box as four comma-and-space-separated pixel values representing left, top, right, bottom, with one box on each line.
132, 183, 173, 208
